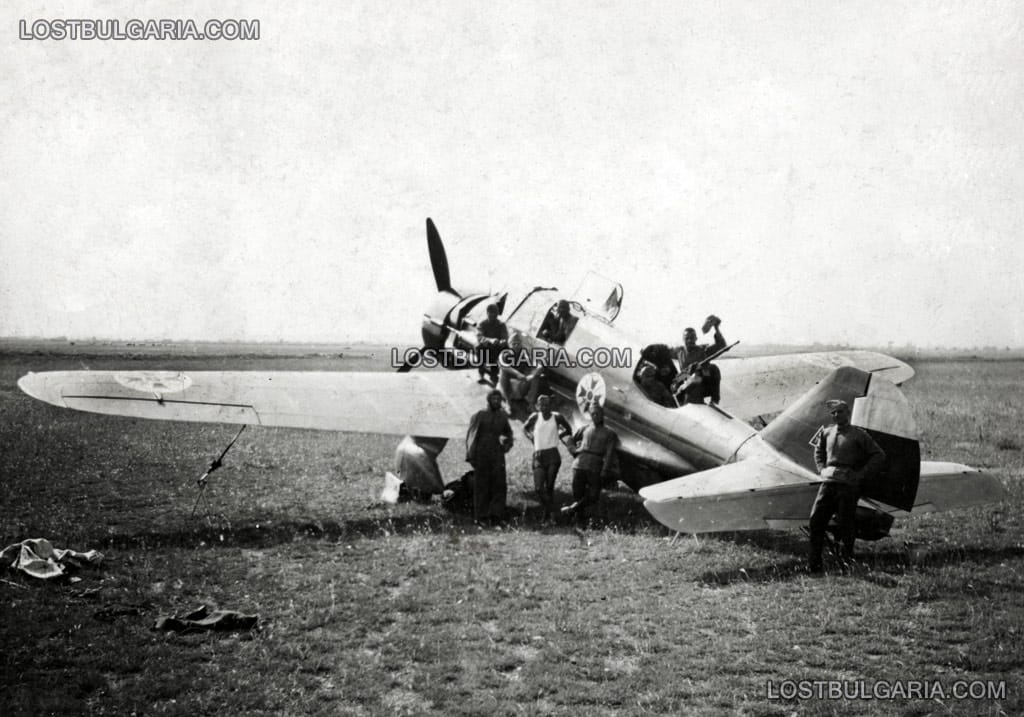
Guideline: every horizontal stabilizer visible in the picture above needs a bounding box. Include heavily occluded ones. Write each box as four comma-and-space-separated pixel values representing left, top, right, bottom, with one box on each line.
18, 370, 490, 440
911, 462, 1007, 513
640, 459, 819, 534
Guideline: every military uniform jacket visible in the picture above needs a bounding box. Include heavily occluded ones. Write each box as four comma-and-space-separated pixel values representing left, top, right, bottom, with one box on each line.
813, 424, 885, 486
570, 424, 618, 475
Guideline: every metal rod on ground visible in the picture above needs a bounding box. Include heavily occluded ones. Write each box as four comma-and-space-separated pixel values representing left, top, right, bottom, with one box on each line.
190, 424, 248, 518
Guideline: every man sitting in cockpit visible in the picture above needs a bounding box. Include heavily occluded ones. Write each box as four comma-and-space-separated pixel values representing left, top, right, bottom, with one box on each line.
539, 300, 578, 345
639, 343, 678, 390
637, 362, 676, 408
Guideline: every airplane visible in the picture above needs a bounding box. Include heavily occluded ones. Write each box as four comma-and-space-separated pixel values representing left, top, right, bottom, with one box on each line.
17, 219, 1006, 541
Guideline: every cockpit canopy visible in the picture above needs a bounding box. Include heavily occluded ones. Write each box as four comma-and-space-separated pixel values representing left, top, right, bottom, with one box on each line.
571, 272, 623, 323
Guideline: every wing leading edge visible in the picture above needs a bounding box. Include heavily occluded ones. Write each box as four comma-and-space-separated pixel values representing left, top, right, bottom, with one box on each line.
18, 370, 491, 440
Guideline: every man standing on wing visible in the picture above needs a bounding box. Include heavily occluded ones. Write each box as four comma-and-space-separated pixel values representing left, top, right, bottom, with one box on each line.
808, 398, 886, 573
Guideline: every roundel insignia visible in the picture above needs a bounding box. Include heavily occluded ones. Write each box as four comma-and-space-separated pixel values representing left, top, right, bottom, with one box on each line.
575, 372, 606, 414
115, 371, 192, 394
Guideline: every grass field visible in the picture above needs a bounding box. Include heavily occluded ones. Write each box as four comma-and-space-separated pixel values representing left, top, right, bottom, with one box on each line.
1, 350, 1022, 715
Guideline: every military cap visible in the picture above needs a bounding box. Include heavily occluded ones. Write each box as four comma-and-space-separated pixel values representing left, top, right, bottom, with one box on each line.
825, 399, 849, 411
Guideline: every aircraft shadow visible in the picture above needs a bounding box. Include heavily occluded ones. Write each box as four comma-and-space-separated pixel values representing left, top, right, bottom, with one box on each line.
698, 541, 1024, 587
99, 488, 656, 552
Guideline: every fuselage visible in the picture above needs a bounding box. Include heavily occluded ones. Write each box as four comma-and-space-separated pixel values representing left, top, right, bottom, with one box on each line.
436, 286, 805, 491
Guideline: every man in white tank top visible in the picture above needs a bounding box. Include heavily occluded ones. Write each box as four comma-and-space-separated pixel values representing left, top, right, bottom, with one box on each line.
522, 395, 573, 520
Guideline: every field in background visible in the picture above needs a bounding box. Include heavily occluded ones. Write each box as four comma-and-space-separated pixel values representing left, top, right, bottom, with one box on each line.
1, 348, 1022, 715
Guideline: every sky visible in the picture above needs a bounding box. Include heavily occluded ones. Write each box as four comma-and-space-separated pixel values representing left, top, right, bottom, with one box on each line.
2, 1, 1022, 349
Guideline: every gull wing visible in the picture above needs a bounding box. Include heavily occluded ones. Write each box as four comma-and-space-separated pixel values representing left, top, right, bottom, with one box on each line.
639, 459, 820, 534
717, 350, 915, 422
18, 370, 491, 440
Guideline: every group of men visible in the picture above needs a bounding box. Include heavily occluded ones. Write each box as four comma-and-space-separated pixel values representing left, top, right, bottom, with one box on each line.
466, 299, 885, 573
464, 299, 615, 526
475, 300, 575, 400
637, 315, 728, 407
464, 385, 886, 573
464, 390, 618, 528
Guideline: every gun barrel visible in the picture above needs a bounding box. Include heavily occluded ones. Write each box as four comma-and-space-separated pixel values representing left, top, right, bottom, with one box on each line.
698, 340, 740, 367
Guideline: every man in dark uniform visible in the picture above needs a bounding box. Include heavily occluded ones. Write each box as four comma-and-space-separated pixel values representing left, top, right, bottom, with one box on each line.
476, 303, 509, 385
540, 300, 578, 345
561, 403, 618, 527
637, 363, 676, 407
673, 316, 727, 404
465, 389, 514, 525
808, 398, 886, 573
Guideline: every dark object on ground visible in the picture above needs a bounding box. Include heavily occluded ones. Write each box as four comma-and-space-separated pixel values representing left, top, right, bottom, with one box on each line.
153, 604, 258, 634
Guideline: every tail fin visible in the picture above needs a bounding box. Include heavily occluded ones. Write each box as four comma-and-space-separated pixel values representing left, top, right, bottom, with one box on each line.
759, 366, 921, 511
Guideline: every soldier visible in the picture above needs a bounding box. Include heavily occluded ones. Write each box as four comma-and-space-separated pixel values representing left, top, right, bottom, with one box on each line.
522, 395, 573, 520
637, 362, 676, 407
465, 389, 514, 525
540, 300, 578, 345
499, 332, 544, 419
673, 315, 727, 404
562, 404, 619, 527
808, 399, 886, 573
476, 303, 509, 385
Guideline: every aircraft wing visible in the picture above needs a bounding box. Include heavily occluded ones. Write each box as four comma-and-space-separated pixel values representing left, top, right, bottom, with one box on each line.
717, 350, 915, 422
639, 459, 821, 533
17, 370, 491, 440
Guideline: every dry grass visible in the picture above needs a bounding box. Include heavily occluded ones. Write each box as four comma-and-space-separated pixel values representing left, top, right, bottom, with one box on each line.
1, 350, 1021, 715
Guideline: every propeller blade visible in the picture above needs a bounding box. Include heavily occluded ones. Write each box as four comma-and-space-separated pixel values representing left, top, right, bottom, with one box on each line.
426, 218, 454, 294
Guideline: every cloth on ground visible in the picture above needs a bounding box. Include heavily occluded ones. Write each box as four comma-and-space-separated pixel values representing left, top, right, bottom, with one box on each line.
153, 604, 259, 633
1, 538, 104, 579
